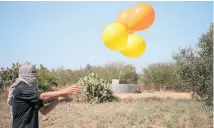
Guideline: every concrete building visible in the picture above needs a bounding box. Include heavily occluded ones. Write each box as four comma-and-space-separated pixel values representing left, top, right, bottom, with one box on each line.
111, 79, 137, 93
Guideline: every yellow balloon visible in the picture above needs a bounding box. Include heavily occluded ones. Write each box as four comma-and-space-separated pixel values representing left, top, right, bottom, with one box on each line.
102, 22, 128, 51
120, 34, 146, 58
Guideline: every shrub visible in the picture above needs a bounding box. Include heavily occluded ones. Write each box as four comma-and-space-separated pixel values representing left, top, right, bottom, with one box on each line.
37, 64, 58, 92
139, 62, 183, 91
0, 63, 19, 90
76, 72, 116, 104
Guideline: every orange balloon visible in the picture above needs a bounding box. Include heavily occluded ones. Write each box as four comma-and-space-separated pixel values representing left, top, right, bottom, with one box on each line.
128, 3, 155, 31
117, 9, 135, 34
117, 9, 131, 30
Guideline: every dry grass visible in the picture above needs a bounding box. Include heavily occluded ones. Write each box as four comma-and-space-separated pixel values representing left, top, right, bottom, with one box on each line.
0, 92, 212, 128
114, 92, 192, 101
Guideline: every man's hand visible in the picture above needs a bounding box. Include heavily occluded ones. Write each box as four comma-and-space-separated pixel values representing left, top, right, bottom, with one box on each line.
61, 85, 81, 95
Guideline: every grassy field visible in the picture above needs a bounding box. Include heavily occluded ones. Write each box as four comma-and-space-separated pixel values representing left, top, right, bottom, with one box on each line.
0, 92, 212, 128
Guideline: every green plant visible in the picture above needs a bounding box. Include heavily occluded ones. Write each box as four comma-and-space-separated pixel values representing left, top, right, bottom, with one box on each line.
37, 64, 58, 92
173, 23, 213, 107
52, 62, 139, 85
0, 63, 19, 90
76, 72, 116, 104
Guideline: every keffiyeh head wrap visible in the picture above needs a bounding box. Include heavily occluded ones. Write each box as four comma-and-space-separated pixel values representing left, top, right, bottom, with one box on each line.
7, 63, 37, 116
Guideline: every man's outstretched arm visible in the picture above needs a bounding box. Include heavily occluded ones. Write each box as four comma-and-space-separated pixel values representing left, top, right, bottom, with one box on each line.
40, 90, 66, 101
39, 85, 80, 101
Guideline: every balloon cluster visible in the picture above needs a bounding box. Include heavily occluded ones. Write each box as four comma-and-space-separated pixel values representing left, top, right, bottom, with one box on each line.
102, 3, 155, 58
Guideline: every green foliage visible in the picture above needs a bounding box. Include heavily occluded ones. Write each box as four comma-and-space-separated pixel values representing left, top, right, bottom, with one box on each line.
76, 72, 116, 104
53, 62, 139, 85
139, 62, 183, 91
0, 63, 19, 90
37, 64, 58, 92
119, 65, 139, 84
173, 23, 213, 107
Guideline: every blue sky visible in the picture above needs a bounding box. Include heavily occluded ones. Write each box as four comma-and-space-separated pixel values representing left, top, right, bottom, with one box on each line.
0, 1, 213, 72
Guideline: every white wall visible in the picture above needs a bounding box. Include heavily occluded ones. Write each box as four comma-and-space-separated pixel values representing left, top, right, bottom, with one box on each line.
111, 84, 137, 93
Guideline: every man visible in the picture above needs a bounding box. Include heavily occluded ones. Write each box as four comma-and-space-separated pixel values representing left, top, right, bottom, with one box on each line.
7, 63, 80, 128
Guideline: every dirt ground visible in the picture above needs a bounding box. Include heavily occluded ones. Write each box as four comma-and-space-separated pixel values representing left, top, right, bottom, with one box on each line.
0, 92, 212, 128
